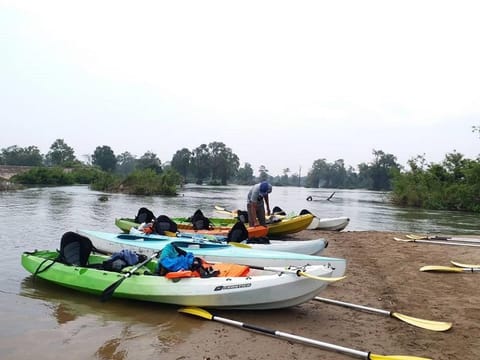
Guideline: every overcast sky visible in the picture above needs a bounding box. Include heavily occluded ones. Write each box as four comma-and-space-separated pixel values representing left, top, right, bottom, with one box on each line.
1, 1, 479, 176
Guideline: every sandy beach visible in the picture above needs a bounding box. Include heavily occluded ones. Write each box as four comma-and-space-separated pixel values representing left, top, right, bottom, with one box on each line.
165, 230, 480, 360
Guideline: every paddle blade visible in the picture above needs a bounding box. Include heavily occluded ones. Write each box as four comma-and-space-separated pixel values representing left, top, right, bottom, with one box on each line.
420, 266, 464, 273
299, 271, 346, 282
369, 354, 432, 360
391, 312, 452, 332
450, 260, 480, 268
178, 306, 213, 320
100, 278, 124, 302
228, 242, 252, 249
393, 237, 413, 242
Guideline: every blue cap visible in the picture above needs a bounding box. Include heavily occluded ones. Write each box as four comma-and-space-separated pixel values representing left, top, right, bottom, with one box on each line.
260, 181, 272, 195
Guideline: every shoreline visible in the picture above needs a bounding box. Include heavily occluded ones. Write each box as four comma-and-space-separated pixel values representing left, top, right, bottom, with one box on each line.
165, 230, 480, 360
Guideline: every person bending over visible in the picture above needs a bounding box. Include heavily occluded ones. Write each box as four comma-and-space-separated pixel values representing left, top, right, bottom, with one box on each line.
246, 181, 272, 227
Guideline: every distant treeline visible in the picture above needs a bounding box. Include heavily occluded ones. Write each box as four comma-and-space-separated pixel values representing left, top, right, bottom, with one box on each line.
1, 138, 479, 212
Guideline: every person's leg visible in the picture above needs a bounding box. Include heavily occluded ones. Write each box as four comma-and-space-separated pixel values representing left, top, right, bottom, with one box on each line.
256, 202, 266, 226
247, 202, 256, 227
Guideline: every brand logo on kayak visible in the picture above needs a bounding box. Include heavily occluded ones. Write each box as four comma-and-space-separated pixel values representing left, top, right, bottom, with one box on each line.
214, 283, 251, 291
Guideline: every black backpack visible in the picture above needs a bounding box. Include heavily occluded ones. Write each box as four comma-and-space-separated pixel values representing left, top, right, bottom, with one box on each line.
189, 209, 212, 230
134, 207, 156, 224
227, 221, 249, 243
153, 215, 178, 234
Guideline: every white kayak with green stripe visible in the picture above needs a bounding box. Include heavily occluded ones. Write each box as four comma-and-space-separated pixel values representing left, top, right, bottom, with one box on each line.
22, 249, 336, 310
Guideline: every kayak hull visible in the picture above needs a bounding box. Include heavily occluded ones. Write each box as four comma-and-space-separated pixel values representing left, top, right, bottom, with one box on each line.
307, 216, 350, 231
22, 250, 333, 310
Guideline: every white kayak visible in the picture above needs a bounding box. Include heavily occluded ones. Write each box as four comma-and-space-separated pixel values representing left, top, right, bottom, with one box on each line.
22, 249, 335, 310
243, 238, 328, 255
79, 229, 347, 277
307, 216, 350, 231
128, 227, 327, 255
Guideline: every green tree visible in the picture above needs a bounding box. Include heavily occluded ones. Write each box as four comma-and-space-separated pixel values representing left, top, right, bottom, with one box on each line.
208, 141, 239, 185
258, 165, 269, 181
329, 159, 347, 188
92, 145, 116, 172
137, 151, 162, 174
191, 144, 211, 184
391, 152, 480, 211
236, 162, 254, 185
368, 149, 401, 190
277, 168, 290, 186
116, 151, 136, 176
0, 145, 43, 166
305, 158, 329, 188
45, 139, 77, 166
171, 148, 192, 179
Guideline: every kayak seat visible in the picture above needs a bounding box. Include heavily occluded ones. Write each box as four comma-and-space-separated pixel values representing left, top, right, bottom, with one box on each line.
153, 215, 178, 235
58, 231, 95, 266
134, 207, 155, 224
227, 221, 249, 242
188, 209, 213, 230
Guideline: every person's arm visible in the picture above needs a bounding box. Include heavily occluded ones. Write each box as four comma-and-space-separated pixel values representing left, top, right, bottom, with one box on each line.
264, 194, 271, 216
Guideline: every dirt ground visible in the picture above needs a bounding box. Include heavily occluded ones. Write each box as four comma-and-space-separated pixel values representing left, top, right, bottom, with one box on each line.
166, 230, 480, 360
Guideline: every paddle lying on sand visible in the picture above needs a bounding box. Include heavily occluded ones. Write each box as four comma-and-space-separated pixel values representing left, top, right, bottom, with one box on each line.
407, 234, 480, 244
419, 265, 480, 273
393, 237, 480, 248
246, 265, 345, 282
450, 260, 480, 268
178, 307, 432, 360
101, 251, 160, 302
313, 296, 452, 331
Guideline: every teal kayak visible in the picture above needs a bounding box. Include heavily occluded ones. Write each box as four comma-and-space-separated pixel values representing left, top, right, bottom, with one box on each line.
78, 229, 347, 277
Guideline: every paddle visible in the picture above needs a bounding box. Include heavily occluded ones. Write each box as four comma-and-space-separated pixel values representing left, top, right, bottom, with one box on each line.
393, 237, 480, 248
419, 265, 480, 273
245, 264, 346, 282
178, 307, 432, 360
313, 296, 452, 332
450, 260, 480, 268
214, 205, 237, 217
228, 242, 252, 249
407, 234, 480, 244
100, 251, 160, 302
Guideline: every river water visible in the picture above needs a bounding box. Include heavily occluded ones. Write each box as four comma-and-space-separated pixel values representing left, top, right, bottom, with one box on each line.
0, 185, 479, 359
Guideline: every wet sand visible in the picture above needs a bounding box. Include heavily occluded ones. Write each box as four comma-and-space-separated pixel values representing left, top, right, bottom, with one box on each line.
166, 230, 480, 360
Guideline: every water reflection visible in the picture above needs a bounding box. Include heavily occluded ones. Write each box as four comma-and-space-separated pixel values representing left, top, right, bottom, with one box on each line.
15, 276, 199, 359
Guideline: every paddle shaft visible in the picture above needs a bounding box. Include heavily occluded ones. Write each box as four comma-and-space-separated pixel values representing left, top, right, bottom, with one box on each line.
179, 307, 432, 359
396, 238, 480, 248
213, 314, 369, 359
101, 251, 159, 301
314, 296, 390, 316
409, 234, 480, 244
246, 265, 343, 282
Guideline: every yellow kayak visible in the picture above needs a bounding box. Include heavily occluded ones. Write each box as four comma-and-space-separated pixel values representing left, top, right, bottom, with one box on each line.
266, 213, 314, 237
